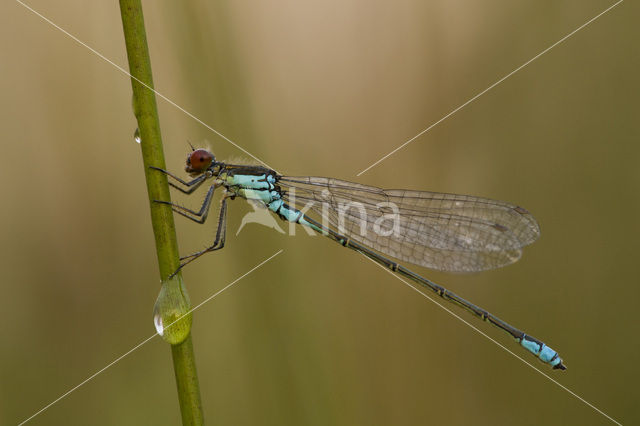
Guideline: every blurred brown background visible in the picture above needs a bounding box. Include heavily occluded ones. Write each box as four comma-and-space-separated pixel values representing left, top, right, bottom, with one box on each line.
1, 1, 637, 425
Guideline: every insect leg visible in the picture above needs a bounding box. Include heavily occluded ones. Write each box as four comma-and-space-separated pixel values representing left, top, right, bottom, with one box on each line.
150, 166, 209, 194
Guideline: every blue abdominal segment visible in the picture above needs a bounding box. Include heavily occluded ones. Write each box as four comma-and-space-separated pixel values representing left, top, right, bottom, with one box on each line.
520, 335, 563, 368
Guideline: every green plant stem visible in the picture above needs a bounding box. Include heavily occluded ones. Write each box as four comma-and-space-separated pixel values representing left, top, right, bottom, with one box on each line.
119, 1, 204, 424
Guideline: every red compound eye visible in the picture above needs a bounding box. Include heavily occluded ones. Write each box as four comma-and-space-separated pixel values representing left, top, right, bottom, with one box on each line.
185, 149, 214, 174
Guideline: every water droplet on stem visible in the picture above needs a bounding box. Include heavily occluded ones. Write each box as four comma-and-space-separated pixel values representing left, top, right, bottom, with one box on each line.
153, 274, 192, 344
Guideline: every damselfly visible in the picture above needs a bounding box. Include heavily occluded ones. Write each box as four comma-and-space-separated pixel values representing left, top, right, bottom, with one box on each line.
152, 148, 565, 370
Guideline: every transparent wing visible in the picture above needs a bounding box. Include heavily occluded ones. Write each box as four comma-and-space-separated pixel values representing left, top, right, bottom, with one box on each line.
279, 176, 540, 273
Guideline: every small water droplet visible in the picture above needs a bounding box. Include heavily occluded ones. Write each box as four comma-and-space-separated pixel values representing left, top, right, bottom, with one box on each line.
153, 275, 192, 344
134, 128, 141, 144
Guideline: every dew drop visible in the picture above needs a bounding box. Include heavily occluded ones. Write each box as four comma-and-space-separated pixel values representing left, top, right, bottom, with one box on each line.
153, 275, 192, 344
134, 127, 141, 144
